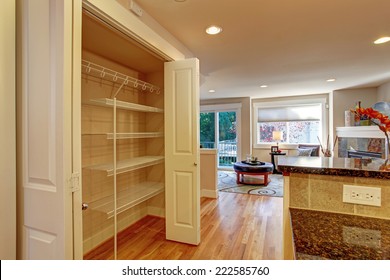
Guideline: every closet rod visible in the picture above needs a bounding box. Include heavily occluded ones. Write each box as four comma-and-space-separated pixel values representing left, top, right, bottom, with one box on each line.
81, 59, 161, 95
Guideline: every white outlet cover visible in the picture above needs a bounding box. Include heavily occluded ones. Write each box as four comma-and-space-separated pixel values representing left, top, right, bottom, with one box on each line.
343, 184, 381, 207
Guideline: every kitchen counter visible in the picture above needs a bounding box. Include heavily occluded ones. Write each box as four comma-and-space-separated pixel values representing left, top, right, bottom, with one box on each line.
278, 156, 390, 179
290, 208, 390, 260
278, 156, 390, 259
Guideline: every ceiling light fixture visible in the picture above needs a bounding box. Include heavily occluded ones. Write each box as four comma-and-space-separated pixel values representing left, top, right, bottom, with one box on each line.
260, 85, 268, 88
374, 37, 390, 44
326, 78, 336, 82
208, 89, 216, 93
206, 25, 222, 35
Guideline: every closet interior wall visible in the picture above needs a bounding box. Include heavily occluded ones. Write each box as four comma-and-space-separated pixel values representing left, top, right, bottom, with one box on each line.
81, 12, 165, 258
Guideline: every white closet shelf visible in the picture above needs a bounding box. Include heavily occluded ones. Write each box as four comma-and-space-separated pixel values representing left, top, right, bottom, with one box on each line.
85, 156, 164, 176
107, 132, 164, 139
88, 181, 164, 219
86, 98, 163, 113
82, 132, 164, 139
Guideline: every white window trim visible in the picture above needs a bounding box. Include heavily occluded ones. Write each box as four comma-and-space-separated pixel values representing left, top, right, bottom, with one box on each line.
252, 98, 328, 149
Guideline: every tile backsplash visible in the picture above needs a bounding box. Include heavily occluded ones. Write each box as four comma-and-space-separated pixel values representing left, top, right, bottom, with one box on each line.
289, 173, 390, 219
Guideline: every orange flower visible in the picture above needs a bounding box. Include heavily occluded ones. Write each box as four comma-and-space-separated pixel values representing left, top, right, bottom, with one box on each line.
353, 108, 390, 129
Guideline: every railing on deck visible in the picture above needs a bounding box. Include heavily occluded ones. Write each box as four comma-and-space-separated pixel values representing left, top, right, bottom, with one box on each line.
201, 140, 237, 166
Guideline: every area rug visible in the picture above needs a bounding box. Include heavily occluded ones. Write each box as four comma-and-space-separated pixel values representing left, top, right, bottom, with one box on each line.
218, 170, 283, 197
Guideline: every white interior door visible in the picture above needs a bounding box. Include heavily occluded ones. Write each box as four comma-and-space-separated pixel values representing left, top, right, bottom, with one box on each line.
18, 0, 75, 259
165, 58, 200, 245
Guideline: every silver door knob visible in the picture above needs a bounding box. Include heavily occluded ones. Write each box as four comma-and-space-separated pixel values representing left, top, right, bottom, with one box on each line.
82, 203, 89, 210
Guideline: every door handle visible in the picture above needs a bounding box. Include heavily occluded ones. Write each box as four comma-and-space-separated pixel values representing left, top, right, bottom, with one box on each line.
194, 162, 197, 166
82, 203, 89, 211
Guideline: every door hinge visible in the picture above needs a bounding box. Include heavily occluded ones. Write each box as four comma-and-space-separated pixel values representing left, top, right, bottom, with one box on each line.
70, 172, 80, 193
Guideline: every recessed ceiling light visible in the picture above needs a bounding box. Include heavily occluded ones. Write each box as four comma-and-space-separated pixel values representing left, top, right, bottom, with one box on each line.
326, 78, 336, 82
260, 85, 268, 88
208, 89, 216, 93
206, 25, 222, 35
374, 37, 390, 44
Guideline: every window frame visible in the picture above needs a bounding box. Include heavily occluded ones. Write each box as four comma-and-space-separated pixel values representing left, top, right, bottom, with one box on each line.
252, 97, 328, 149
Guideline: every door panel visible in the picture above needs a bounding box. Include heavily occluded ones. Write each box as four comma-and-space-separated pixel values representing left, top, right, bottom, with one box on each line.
19, 0, 74, 259
165, 58, 200, 245
174, 171, 194, 225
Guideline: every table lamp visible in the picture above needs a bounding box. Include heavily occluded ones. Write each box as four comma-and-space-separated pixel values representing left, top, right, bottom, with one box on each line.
272, 131, 283, 151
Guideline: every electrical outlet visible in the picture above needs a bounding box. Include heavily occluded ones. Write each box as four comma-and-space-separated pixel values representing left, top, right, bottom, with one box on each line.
129, 0, 143, 17
343, 226, 381, 249
343, 185, 381, 206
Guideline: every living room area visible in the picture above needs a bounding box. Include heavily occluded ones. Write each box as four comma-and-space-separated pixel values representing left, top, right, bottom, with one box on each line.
199, 83, 390, 201
201, 84, 390, 167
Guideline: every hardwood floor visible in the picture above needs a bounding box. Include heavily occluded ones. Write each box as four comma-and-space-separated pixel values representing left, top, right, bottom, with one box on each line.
84, 192, 283, 260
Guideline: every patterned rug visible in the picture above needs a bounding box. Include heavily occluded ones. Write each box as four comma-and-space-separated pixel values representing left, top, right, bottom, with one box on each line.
218, 170, 283, 197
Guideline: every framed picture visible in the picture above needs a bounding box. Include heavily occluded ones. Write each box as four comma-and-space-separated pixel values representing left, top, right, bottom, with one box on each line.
271, 146, 278, 153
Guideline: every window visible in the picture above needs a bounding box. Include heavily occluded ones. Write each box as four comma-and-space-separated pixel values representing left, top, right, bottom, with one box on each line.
253, 99, 326, 147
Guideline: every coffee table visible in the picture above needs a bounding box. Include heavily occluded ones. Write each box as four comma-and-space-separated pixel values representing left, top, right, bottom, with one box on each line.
233, 161, 274, 186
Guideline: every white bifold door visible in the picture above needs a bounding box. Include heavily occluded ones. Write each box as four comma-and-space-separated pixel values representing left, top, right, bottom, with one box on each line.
165, 59, 200, 245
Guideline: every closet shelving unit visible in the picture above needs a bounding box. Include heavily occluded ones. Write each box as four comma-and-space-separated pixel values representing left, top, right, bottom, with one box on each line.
81, 59, 164, 219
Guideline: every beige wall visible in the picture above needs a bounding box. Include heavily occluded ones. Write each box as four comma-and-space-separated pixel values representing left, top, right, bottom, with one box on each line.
200, 97, 251, 161
0, 0, 16, 259
378, 81, 390, 102
200, 149, 218, 198
332, 88, 377, 141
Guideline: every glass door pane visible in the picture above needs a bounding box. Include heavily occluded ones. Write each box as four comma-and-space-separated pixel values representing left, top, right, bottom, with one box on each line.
218, 111, 237, 167
200, 112, 216, 148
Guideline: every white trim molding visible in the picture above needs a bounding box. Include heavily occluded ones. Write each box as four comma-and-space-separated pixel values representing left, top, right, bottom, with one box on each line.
336, 126, 385, 138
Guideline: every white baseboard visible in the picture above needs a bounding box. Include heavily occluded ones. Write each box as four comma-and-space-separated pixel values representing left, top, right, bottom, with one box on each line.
201, 189, 218, 198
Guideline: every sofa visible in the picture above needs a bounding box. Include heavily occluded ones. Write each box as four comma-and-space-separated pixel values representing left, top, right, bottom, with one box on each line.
296, 144, 320, 157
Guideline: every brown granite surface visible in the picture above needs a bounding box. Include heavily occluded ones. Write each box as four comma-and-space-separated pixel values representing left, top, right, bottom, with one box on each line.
290, 208, 390, 260
278, 156, 390, 179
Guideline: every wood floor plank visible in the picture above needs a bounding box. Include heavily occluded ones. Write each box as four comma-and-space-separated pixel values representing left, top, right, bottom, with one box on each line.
84, 192, 283, 260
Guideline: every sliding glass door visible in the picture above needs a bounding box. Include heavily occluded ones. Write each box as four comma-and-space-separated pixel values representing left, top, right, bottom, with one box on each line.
218, 111, 237, 167
200, 105, 240, 168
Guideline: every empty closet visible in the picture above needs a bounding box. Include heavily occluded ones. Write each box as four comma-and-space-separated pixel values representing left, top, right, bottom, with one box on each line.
80, 7, 200, 260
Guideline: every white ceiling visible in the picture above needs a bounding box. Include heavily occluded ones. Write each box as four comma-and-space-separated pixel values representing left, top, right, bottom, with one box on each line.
136, 0, 390, 100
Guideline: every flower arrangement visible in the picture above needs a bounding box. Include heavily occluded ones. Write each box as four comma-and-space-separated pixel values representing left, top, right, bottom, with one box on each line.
351, 107, 390, 170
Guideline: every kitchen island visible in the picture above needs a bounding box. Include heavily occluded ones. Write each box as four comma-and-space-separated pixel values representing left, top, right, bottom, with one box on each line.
278, 156, 390, 260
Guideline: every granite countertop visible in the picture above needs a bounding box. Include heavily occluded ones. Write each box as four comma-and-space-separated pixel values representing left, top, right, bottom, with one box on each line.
290, 208, 390, 260
278, 156, 390, 179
